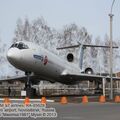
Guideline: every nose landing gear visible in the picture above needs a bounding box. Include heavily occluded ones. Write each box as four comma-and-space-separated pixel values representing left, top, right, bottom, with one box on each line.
25, 72, 36, 98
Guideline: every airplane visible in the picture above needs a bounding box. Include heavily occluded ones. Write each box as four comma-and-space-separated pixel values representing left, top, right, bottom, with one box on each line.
4, 41, 120, 97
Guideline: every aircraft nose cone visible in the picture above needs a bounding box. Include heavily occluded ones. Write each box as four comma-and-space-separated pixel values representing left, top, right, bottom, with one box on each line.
7, 50, 14, 60
7, 48, 20, 64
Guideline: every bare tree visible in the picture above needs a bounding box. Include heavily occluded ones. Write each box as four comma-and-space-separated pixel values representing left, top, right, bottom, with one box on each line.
13, 17, 54, 50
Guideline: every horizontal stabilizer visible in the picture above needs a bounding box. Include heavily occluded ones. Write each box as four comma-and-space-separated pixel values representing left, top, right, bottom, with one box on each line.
57, 44, 118, 50
57, 45, 79, 49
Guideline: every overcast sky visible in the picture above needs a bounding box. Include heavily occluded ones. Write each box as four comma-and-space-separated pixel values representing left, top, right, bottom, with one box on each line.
0, 0, 120, 45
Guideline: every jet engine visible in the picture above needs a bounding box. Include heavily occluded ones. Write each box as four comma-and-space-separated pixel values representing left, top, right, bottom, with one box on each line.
84, 67, 94, 74
67, 53, 74, 62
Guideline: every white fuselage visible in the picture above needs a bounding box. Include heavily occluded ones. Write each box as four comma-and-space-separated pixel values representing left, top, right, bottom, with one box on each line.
7, 41, 81, 84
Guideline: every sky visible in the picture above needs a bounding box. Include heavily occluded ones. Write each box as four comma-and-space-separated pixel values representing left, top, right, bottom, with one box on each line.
0, 0, 120, 45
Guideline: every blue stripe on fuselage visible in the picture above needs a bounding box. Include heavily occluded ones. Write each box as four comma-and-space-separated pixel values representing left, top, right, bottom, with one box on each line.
33, 55, 43, 61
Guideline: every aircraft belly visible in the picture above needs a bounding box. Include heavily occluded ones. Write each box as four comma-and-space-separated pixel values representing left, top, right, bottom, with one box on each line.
34, 60, 63, 81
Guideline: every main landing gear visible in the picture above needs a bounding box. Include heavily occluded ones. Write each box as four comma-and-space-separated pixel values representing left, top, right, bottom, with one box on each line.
94, 81, 102, 94
25, 72, 36, 98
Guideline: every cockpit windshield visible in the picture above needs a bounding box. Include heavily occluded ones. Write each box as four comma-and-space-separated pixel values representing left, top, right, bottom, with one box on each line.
10, 42, 29, 49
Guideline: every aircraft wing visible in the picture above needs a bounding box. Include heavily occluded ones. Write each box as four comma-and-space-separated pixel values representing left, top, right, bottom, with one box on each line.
60, 73, 120, 82
0, 73, 120, 85
106, 76, 120, 81
0, 76, 27, 82
0, 75, 41, 83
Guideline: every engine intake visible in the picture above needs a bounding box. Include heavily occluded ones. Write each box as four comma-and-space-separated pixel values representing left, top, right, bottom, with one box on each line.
67, 53, 74, 62
84, 68, 93, 74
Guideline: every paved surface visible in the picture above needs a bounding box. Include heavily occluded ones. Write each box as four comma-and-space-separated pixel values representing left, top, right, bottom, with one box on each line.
0, 100, 120, 120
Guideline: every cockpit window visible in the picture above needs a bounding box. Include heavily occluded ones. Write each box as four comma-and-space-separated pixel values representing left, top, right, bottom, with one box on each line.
14, 43, 18, 47
10, 44, 15, 48
10, 43, 18, 48
10, 42, 29, 50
